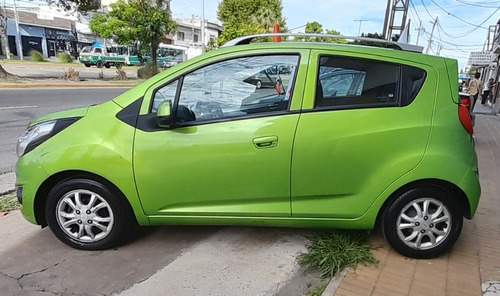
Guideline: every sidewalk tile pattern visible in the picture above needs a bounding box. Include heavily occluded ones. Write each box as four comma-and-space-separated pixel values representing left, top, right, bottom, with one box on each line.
333, 114, 500, 296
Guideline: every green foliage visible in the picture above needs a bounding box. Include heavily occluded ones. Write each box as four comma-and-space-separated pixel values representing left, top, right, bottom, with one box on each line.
90, 0, 177, 66
307, 284, 327, 296
0, 195, 21, 213
29, 50, 46, 62
305, 21, 323, 34
48, 0, 100, 13
298, 230, 377, 278
353, 32, 397, 48
58, 52, 73, 63
215, 0, 286, 47
137, 61, 159, 79
295, 22, 347, 44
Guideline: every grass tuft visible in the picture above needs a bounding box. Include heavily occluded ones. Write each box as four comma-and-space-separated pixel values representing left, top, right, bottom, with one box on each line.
298, 230, 377, 278
0, 195, 21, 213
58, 52, 73, 63
29, 50, 46, 62
307, 283, 327, 296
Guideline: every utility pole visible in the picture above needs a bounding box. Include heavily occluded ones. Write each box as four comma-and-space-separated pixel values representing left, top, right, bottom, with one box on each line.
415, 20, 425, 45
426, 17, 438, 54
13, 0, 23, 60
383, 0, 409, 41
354, 20, 369, 36
201, 0, 205, 53
191, 14, 196, 44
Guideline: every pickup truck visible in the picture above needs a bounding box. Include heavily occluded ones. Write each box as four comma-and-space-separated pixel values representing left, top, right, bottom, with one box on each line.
79, 46, 125, 69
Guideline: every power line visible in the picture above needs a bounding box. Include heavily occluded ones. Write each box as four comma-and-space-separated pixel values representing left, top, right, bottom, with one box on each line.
429, 0, 488, 29
455, 0, 500, 8
420, 0, 436, 20
437, 5, 500, 38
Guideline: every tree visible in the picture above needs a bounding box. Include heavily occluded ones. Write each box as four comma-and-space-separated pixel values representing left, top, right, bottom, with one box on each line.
353, 32, 398, 48
295, 21, 346, 44
90, 0, 177, 69
215, 0, 286, 47
0, 7, 11, 60
47, 0, 100, 14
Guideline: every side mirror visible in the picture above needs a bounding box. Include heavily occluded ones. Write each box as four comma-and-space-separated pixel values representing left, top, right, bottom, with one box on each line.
156, 100, 174, 127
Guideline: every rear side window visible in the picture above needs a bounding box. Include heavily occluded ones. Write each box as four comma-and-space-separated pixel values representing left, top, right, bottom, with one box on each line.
315, 56, 426, 109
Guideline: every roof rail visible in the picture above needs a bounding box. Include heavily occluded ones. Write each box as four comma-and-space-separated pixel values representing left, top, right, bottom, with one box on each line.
222, 33, 424, 53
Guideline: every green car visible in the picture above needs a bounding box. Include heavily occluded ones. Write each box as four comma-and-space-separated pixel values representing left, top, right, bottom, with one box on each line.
16, 34, 480, 258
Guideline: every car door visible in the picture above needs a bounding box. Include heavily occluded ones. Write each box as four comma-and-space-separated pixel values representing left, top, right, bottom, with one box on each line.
133, 53, 306, 218
291, 51, 435, 219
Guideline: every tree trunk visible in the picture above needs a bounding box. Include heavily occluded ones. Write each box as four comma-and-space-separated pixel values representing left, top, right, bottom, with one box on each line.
151, 42, 159, 73
0, 64, 18, 79
0, 8, 11, 59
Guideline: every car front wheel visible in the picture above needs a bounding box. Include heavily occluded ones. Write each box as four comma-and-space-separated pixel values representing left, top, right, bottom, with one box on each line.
45, 178, 133, 250
382, 186, 463, 259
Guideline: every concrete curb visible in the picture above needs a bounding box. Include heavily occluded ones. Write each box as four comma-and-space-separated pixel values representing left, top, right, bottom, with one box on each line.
0, 172, 16, 197
321, 267, 350, 296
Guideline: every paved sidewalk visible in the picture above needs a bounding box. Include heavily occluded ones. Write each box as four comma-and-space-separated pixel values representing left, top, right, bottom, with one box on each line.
330, 110, 500, 296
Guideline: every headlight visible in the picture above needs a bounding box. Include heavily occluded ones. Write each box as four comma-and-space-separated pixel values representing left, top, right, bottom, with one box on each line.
16, 120, 57, 158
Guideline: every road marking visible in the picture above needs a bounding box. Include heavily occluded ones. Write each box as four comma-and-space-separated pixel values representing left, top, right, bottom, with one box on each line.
0, 105, 38, 110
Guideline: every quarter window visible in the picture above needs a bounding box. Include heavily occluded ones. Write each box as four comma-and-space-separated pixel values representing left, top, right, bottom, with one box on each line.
316, 56, 399, 108
153, 55, 299, 123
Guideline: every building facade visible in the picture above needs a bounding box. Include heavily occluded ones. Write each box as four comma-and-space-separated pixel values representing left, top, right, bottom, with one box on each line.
5, 8, 79, 58
2, 3, 222, 61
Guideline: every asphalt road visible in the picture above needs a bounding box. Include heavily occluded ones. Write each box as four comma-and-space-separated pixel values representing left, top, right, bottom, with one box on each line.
0, 88, 130, 174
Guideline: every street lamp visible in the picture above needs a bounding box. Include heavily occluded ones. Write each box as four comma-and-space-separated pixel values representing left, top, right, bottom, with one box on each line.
354, 19, 369, 36
201, 0, 205, 53
191, 14, 199, 44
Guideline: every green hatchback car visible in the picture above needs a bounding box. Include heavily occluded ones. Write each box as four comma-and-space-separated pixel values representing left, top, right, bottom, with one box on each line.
16, 34, 480, 258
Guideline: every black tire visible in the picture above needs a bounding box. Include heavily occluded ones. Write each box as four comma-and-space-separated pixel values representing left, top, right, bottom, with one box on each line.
115, 63, 123, 69
104, 63, 111, 69
382, 186, 463, 259
96, 61, 103, 68
84, 64, 91, 68
45, 178, 134, 250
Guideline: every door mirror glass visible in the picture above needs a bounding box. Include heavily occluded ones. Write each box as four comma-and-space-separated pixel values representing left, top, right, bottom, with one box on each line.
156, 100, 174, 127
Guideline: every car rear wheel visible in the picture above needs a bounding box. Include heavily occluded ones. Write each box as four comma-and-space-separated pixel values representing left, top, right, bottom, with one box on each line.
45, 178, 133, 250
256, 80, 262, 89
115, 63, 123, 69
382, 186, 463, 259
84, 64, 91, 68
96, 61, 103, 68
104, 63, 111, 69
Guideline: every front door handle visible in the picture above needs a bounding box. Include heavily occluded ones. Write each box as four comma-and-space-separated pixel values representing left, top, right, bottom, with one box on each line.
253, 136, 278, 149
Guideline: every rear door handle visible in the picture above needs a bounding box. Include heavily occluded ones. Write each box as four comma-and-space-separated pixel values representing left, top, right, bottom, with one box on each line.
253, 136, 278, 149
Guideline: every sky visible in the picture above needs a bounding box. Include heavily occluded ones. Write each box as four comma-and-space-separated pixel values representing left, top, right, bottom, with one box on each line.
171, 0, 500, 70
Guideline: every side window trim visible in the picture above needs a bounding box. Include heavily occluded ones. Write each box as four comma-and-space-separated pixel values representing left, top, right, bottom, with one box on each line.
169, 54, 300, 125
315, 54, 401, 109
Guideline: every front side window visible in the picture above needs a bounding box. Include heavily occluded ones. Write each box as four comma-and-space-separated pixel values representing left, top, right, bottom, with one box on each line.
152, 55, 299, 123
316, 56, 399, 108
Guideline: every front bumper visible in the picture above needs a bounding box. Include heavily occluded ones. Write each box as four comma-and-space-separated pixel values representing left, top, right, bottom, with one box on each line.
15, 152, 49, 225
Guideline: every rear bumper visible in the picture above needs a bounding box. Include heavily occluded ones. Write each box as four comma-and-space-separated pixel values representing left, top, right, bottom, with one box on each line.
459, 157, 481, 219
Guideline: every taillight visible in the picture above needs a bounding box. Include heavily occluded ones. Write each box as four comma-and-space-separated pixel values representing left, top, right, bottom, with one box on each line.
461, 98, 471, 109
459, 104, 473, 136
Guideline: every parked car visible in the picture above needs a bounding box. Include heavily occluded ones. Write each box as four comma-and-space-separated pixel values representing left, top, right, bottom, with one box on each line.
243, 65, 282, 89
16, 33, 480, 259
